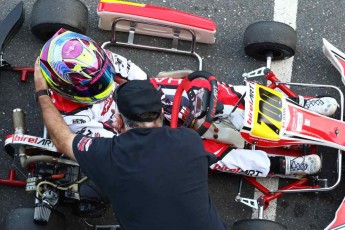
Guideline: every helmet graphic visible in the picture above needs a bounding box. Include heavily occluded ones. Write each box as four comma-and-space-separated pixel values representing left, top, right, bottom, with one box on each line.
39, 28, 116, 104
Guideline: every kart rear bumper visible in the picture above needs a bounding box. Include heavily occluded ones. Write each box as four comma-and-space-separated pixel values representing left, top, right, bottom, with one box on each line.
97, 0, 216, 44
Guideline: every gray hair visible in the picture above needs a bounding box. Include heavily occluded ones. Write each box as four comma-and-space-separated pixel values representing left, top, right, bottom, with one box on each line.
121, 112, 164, 130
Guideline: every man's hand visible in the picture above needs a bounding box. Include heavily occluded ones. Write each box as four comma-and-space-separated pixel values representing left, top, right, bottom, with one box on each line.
34, 57, 48, 92
104, 109, 125, 134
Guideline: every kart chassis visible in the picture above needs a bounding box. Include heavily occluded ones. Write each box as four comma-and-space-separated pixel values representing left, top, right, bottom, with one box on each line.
1, 0, 345, 227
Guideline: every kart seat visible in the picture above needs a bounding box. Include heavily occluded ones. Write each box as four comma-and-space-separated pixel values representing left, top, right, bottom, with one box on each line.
97, 0, 216, 44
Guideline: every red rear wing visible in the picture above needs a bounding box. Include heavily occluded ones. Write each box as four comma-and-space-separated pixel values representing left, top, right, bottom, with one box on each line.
97, 0, 216, 44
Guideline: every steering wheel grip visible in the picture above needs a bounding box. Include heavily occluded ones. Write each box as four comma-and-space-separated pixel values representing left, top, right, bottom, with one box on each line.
170, 71, 218, 136
187, 71, 214, 80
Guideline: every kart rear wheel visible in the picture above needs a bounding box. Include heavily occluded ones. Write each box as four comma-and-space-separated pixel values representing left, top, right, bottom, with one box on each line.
5, 207, 66, 230
243, 21, 297, 61
232, 219, 287, 230
30, 0, 88, 41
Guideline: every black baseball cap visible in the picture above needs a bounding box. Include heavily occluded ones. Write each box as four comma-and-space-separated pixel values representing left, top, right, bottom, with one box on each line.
115, 80, 162, 122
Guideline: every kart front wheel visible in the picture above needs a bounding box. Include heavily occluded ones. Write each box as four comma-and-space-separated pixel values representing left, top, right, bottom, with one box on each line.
232, 219, 287, 230
30, 0, 88, 41
243, 21, 297, 61
5, 207, 66, 230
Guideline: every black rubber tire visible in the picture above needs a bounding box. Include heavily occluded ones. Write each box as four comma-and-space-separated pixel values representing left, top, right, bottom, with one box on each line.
5, 207, 67, 230
30, 0, 88, 41
243, 21, 297, 61
232, 219, 287, 230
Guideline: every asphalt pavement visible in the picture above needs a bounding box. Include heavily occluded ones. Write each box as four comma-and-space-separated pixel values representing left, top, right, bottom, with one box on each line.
1, 0, 345, 229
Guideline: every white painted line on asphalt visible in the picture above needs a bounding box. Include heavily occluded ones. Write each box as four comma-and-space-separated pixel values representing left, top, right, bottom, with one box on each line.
251, 0, 298, 220
274, 0, 298, 29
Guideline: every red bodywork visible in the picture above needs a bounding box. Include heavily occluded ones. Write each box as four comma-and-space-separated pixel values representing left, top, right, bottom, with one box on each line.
325, 196, 345, 230
98, 1, 216, 32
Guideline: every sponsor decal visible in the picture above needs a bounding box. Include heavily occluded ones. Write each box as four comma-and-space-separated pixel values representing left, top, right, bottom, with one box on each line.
76, 127, 93, 136
72, 119, 87, 124
247, 83, 255, 125
101, 95, 114, 116
153, 78, 183, 85
12, 134, 54, 148
77, 137, 93, 152
13, 135, 39, 144
211, 86, 218, 117
282, 106, 287, 128
5, 134, 57, 152
212, 164, 263, 176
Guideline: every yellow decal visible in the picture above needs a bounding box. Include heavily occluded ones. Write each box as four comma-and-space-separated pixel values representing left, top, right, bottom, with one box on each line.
251, 85, 283, 140
100, 0, 145, 7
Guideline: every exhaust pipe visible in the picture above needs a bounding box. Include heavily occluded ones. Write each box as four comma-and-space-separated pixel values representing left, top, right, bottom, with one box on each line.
12, 108, 28, 168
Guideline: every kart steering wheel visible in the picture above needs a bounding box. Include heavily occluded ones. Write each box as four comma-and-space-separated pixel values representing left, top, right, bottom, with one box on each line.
170, 71, 218, 136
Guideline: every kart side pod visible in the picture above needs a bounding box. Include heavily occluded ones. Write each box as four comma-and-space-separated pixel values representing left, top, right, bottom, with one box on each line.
0, 1, 24, 56
97, 0, 216, 44
0, 1, 34, 81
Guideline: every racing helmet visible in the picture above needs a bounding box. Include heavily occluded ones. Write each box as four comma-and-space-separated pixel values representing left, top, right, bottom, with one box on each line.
39, 28, 116, 104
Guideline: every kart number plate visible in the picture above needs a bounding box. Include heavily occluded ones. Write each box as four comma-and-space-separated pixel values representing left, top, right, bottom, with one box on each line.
251, 84, 283, 140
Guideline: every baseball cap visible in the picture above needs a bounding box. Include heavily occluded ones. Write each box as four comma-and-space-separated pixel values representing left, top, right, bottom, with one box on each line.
115, 80, 162, 122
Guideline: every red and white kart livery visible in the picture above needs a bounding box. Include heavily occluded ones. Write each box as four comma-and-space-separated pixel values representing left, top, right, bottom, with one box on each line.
1, 0, 345, 229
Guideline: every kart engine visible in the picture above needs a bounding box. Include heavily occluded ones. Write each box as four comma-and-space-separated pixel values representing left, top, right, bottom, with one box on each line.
6, 108, 109, 225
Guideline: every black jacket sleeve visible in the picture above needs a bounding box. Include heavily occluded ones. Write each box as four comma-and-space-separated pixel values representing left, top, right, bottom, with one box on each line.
73, 134, 115, 179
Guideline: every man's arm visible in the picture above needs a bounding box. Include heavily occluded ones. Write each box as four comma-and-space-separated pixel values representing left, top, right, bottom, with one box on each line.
34, 57, 76, 160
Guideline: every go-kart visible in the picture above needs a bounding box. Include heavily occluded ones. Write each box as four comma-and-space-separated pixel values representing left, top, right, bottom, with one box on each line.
1, 1, 345, 230
0, 1, 215, 229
